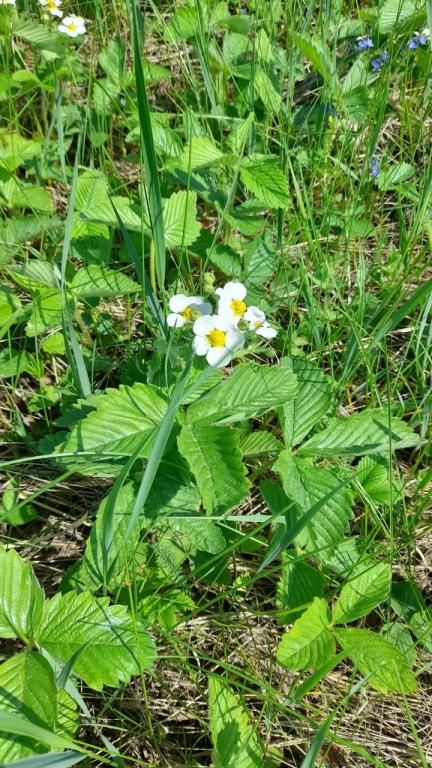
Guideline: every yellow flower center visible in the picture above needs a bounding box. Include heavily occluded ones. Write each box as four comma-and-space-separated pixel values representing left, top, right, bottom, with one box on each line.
181, 307, 194, 321
230, 299, 246, 317
254, 321, 263, 329
207, 329, 227, 348
68, 22, 77, 31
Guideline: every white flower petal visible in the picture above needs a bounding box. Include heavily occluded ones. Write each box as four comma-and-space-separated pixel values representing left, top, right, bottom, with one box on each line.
167, 312, 186, 328
221, 281, 247, 300
169, 294, 202, 313
244, 306, 265, 324
192, 336, 209, 356
193, 314, 216, 335
225, 327, 245, 351
206, 346, 232, 367
256, 323, 277, 339
193, 301, 212, 316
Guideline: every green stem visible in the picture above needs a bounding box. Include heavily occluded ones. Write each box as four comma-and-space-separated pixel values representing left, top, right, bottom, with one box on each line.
150, 238, 156, 292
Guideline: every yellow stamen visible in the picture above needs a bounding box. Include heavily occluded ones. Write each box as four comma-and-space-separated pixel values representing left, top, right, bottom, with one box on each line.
254, 321, 263, 329
207, 329, 227, 348
231, 299, 246, 317
181, 307, 194, 321
68, 22, 77, 31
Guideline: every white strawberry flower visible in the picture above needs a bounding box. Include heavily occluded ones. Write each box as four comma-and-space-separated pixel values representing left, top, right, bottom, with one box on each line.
215, 281, 248, 325
58, 14, 86, 37
192, 314, 244, 367
167, 294, 211, 328
0, 0, 16, 6
39, 0, 62, 17
244, 306, 277, 339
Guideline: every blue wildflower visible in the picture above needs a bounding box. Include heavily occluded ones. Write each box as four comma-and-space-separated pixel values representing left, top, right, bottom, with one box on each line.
240, 5, 248, 13
409, 37, 419, 49
371, 52, 389, 70
409, 29, 429, 48
370, 157, 380, 179
357, 36, 374, 51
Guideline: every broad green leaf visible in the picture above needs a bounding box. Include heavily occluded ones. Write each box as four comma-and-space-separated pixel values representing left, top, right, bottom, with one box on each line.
55, 689, 79, 742
25, 289, 73, 337
240, 156, 290, 209
0, 134, 42, 172
273, 452, 353, 556
176, 136, 225, 170
0, 285, 22, 338
209, 676, 264, 768
244, 234, 278, 287
377, 0, 425, 34
177, 425, 250, 515
37, 591, 156, 690
164, 6, 198, 41
357, 455, 396, 504
281, 357, 333, 446
254, 68, 282, 114
98, 39, 125, 87
75, 171, 142, 231
0, 547, 44, 640
163, 190, 201, 247
70, 265, 141, 298
8, 262, 59, 291
0, 349, 43, 379
377, 162, 415, 191
56, 383, 168, 463
0, 652, 57, 764
335, 628, 417, 693
382, 622, 416, 667
410, 609, 432, 653
187, 363, 297, 425
332, 561, 391, 624
11, 18, 59, 47
277, 598, 335, 671
1, 178, 53, 212
299, 410, 419, 458
240, 430, 283, 456
277, 554, 324, 624
390, 580, 426, 620
292, 31, 335, 84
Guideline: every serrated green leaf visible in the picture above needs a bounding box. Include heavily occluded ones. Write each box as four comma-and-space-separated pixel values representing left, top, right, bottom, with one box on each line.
9, 262, 59, 291
177, 424, 250, 515
37, 591, 155, 690
292, 31, 335, 84
163, 190, 201, 247
209, 676, 264, 768
0, 134, 42, 172
0, 349, 43, 379
75, 171, 142, 231
377, 0, 425, 34
277, 554, 324, 624
0, 547, 44, 641
273, 452, 353, 557
332, 561, 391, 624
25, 289, 73, 337
70, 265, 141, 298
56, 383, 168, 464
335, 628, 417, 693
254, 68, 282, 114
410, 609, 432, 652
0, 652, 57, 764
240, 156, 290, 209
382, 622, 416, 667
244, 234, 278, 287
277, 598, 335, 671
281, 357, 333, 446
177, 136, 225, 170
299, 410, 420, 458
188, 363, 297, 425
240, 430, 283, 456
357, 455, 396, 504
377, 162, 415, 191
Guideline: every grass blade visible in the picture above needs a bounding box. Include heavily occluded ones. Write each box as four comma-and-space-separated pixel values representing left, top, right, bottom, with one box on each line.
130, 0, 166, 289
4, 752, 86, 768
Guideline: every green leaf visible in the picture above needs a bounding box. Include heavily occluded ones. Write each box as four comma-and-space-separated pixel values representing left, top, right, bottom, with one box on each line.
382, 622, 416, 667
292, 31, 335, 84
74, 171, 142, 231
0, 349, 43, 379
377, 0, 425, 34
37, 591, 156, 690
0, 547, 44, 640
244, 234, 278, 287
0, 652, 57, 764
332, 561, 391, 624
4, 752, 85, 768
273, 453, 353, 557
209, 676, 264, 768
357, 455, 396, 504
240, 156, 290, 209
9, 261, 59, 291
335, 628, 417, 693
188, 363, 297, 425
281, 357, 333, 446
254, 68, 282, 114
277, 598, 335, 671
0, 134, 42, 172
176, 136, 225, 170
377, 162, 415, 191
298, 410, 420, 458
177, 425, 250, 515
56, 383, 168, 464
25, 289, 73, 337
239, 430, 283, 456
163, 190, 201, 247
410, 608, 432, 653
277, 554, 324, 624
70, 265, 141, 298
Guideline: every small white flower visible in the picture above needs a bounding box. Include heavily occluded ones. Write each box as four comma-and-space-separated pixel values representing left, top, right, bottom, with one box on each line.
215, 281, 248, 325
192, 314, 244, 367
167, 294, 211, 328
0, 0, 16, 6
422, 27, 430, 37
58, 14, 86, 37
39, 0, 62, 17
244, 306, 277, 339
